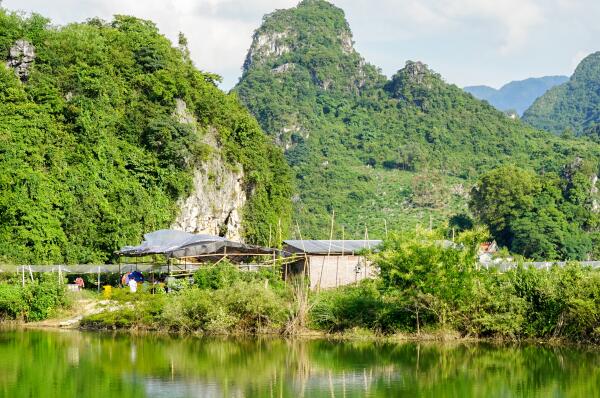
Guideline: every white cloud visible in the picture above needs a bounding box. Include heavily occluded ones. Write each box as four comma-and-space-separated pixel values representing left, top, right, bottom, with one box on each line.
341, 0, 544, 55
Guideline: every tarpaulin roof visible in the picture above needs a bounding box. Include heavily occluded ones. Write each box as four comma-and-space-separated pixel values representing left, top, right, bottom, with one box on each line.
116, 229, 277, 259
283, 240, 382, 255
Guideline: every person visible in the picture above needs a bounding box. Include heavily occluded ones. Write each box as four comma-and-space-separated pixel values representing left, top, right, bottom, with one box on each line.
128, 277, 137, 293
74, 277, 85, 291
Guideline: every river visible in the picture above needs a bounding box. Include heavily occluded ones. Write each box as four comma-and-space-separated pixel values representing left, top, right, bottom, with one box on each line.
0, 329, 598, 397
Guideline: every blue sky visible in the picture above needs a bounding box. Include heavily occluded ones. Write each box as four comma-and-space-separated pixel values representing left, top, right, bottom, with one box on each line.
4, 0, 600, 90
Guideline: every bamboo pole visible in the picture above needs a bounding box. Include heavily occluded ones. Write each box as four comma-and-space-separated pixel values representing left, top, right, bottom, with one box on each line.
364, 226, 370, 279
296, 221, 309, 279
336, 226, 345, 288
318, 210, 335, 292
268, 224, 272, 248
277, 218, 282, 248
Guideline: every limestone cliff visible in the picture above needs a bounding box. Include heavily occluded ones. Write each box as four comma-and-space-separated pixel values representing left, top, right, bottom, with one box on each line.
170, 99, 248, 241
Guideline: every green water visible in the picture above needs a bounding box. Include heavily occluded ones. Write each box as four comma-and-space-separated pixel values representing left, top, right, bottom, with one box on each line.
0, 329, 599, 397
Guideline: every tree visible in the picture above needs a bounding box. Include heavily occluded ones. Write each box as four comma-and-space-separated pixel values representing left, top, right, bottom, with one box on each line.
469, 165, 541, 247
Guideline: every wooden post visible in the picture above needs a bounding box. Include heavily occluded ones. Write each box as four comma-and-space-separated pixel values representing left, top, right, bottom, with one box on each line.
318, 210, 335, 292
268, 224, 272, 248
296, 221, 308, 278
28, 266, 34, 282
21, 266, 25, 287
277, 218, 282, 248
97, 266, 101, 293
58, 265, 62, 285
336, 226, 344, 288
364, 226, 370, 280
384, 219, 388, 239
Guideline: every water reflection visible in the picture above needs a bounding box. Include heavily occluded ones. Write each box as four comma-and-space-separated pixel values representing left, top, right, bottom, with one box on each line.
0, 329, 598, 397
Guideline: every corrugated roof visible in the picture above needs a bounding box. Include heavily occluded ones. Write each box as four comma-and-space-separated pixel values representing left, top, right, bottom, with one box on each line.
116, 229, 275, 259
283, 240, 382, 255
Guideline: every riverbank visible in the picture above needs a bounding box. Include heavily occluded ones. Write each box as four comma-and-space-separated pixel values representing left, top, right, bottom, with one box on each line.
7, 292, 594, 349
3, 230, 600, 344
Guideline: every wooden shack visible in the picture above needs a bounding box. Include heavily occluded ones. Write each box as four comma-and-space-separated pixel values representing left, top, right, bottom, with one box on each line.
283, 240, 382, 289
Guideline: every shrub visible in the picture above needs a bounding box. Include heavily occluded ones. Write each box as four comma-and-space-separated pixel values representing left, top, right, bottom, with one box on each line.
310, 281, 384, 332
0, 275, 69, 321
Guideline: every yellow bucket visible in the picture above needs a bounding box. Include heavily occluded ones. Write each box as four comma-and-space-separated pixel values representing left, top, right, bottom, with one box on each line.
102, 285, 112, 299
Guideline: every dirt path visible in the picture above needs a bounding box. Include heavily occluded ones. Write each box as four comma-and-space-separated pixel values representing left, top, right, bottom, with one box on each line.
28, 298, 119, 329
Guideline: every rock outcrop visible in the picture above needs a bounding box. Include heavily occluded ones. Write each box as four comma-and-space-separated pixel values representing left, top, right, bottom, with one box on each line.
7, 39, 35, 81
243, 30, 292, 72
171, 99, 247, 241
172, 148, 247, 241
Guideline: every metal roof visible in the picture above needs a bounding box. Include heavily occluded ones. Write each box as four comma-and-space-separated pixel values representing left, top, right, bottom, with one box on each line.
283, 240, 382, 255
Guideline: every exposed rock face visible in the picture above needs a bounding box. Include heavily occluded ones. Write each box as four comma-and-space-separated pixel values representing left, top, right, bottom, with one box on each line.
339, 31, 354, 55
171, 99, 247, 241
404, 61, 429, 85
7, 40, 35, 81
271, 62, 295, 74
172, 150, 247, 241
243, 30, 292, 72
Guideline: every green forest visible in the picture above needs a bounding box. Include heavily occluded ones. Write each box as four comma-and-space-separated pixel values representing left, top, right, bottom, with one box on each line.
0, 9, 293, 265
2, 0, 600, 265
235, 0, 600, 243
523, 51, 600, 136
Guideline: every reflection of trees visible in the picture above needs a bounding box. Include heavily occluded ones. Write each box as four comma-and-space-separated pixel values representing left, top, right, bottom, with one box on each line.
0, 330, 599, 397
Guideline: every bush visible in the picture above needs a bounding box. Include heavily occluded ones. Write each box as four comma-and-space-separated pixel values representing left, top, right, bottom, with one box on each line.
0, 284, 26, 320
310, 281, 384, 332
161, 280, 289, 334
193, 264, 286, 292
0, 275, 69, 321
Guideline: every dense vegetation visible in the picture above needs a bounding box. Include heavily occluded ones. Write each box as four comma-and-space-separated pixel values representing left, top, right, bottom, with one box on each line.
0, 274, 69, 321
523, 52, 600, 136
470, 160, 600, 260
464, 75, 568, 115
313, 229, 600, 342
0, 9, 292, 265
77, 228, 600, 343
235, 0, 600, 238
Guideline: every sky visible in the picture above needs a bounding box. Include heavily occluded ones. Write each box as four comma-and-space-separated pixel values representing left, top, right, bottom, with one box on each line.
3, 0, 600, 91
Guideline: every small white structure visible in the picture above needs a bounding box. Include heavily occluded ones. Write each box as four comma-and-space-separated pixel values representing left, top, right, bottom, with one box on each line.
283, 240, 382, 289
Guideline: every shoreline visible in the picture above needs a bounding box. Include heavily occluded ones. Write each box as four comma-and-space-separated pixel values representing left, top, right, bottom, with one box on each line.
5, 319, 597, 349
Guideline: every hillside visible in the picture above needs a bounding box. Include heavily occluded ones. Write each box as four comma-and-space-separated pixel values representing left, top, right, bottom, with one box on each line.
523, 52, 600, 136
235, 0, 599, 238
464, 75, 568, 115
0, 10, 292, 264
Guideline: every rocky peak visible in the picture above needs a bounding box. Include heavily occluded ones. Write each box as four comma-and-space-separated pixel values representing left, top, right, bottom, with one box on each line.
242, 0, 356, 72
243, 30, 293, 73
384, 61, 446, 109
7, 39, 35, 81
403, 61, 430, 85
240, 0, 380, 95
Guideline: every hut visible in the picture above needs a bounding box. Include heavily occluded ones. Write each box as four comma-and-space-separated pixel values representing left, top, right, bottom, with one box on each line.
116, 229, 282, 274
283, 239, 382, 289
